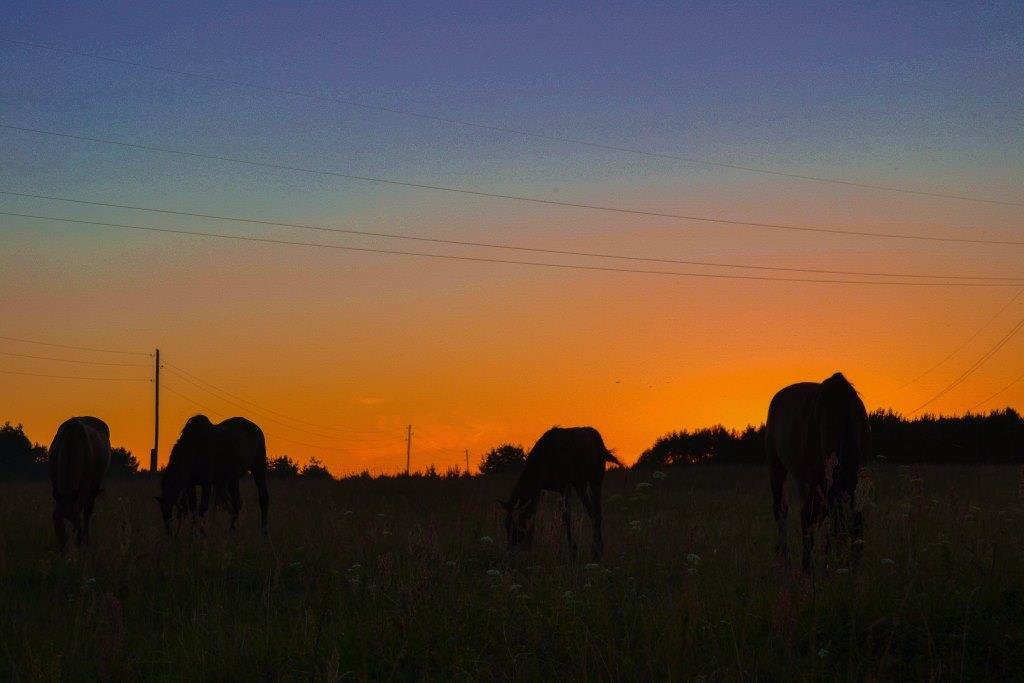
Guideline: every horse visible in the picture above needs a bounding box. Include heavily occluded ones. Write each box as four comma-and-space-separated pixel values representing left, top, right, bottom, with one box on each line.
48, 416, 111, 550
766, 372, 870, 571
156, 415, 269, 535
499, 426, 624, 560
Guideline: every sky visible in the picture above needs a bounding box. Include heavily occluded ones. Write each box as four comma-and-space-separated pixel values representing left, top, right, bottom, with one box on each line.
1, 2, 1022, 475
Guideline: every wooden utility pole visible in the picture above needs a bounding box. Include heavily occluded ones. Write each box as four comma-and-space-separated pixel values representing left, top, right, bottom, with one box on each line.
405, 424, 412, 475
150, 348, 160, 473
465, 449, 470, 475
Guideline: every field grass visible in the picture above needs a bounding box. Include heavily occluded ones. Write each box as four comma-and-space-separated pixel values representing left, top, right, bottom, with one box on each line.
1, 465, 1023, 680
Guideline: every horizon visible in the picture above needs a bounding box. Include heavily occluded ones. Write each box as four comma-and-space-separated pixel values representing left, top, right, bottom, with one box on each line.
2, 2, 1022, 476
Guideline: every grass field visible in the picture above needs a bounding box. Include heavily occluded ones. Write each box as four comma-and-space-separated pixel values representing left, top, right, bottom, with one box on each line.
2, 465, 1023, 680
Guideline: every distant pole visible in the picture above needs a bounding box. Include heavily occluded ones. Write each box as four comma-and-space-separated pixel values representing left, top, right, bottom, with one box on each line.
465, 449, 470, 475
150, 348, 160, 473
405, 425, 412, 475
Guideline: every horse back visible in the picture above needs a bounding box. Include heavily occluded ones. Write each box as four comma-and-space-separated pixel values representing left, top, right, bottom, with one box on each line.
49, 417, 111, 499
212, 417, 267, 476
526, 426, 609, 491
766, 383, 822, 476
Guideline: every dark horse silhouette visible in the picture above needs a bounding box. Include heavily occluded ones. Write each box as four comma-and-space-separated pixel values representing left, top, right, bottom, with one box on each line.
500, 426, 623, 560
766, 372, 869, 571
156, 415, 269, 535
49, 416, 111, 550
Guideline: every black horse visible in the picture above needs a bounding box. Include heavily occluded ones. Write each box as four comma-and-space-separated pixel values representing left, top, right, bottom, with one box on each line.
766, 372, 870, 571
156, 415, 269, 535
49, 416, 111, 550
500, 426, 623, 560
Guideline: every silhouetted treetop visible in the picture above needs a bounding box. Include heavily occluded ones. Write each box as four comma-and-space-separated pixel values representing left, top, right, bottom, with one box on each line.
479, 443, 527, 475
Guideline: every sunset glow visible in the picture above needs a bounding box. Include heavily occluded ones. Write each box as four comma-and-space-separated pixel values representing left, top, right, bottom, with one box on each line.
2, 2, 1021, 475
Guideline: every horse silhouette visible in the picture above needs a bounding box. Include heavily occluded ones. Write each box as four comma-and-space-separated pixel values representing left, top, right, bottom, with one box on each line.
500, 426, 623, 560
766, 372, 869, 571
49, 416, 111, 550
156, 415, 269, 535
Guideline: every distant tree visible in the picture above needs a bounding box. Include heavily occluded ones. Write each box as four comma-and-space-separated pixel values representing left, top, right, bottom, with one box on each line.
637, 425, 764, 468
300, 456, 334, 480
268, 455, 300, 478
108, 446, 140, 476
479, 443, 527, 475
0, 422, 47, 478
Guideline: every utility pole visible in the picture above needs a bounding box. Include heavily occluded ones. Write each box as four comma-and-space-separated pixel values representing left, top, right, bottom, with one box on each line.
150, 348, 160, 473
465, 449, 470, 475
405, 424, 412, 475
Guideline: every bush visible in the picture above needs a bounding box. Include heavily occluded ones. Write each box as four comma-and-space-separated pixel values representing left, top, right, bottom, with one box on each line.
478, 443, 527, 475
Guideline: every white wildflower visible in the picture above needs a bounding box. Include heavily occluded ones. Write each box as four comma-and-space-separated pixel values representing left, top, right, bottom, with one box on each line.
480, 535, 493, 544
636, 482, 653, 490
486, 569, 501, 577
509, 583, 522, 592
584, 562, 600, 571
880, 558, 894, 565
836, 567, 850, 574
652, 471, 667, 479
686, 553, 701, 564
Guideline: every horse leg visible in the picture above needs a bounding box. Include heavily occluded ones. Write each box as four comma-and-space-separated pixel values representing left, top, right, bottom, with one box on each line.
578, 481, 604, 561
561, 488, 578, 558
800, 485, 823, 573
227, 479, 242, 532
81, 495, 96, 544
53, 505, 67, 551
253, 467, 269, 537
770, 454, 789, 561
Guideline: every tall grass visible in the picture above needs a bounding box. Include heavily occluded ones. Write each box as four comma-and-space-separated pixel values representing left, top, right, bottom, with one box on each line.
1, 466, 1022, 680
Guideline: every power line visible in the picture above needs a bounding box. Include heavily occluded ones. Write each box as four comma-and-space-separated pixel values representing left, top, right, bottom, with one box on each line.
0, 349, 150, 367
162, 364, 389, 439
3, 211, 1019, 288
161, 380, 348, 454
0, 368, 150, 381
910, 314, 1024, 414
970, 371, 1024, 411
894, 288, 1024, 391
0, 334, 151, 356
3, 124, 1023, 247
162, 362, 393, 435
3, 37, 1020, 208
4, 189, 1023, 282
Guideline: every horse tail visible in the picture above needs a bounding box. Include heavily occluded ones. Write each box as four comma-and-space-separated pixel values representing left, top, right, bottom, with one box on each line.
604, 450, 626, 469
52, 419, 88, 499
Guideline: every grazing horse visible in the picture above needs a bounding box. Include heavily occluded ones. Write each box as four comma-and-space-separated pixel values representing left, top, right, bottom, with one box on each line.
499, 426, 623, 560
766, 372, 869, 571
49, 416, 111, 550
156, 415, 269, 535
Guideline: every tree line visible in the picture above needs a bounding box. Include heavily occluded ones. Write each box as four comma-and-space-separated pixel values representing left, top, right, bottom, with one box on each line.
4, 408, 1021, 480
635, 408, 1023, 468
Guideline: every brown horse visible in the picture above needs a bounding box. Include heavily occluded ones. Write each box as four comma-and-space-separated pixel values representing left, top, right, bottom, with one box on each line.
500, 426, 623, 560
49, 416, 111, 550
156, 415, 269, 535
766, 372, 869, 571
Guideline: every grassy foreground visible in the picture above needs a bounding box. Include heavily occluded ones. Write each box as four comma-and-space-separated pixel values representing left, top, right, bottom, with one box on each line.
1, 465, 1022, 680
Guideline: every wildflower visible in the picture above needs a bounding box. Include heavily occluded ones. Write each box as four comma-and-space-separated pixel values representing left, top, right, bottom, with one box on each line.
687, 567, 698, 574
376, 513, 386, 518
584, 562, 600, 571
607, 493, 623, 502
636, 482, 653, 490
836, 567, 850, 574
516, 593, 530, 600
652, 470, 667, 479
84, 577, 97, 587
509, 583, 522, 592
343, 510, 354, 516
288, 561, 302, 570
818, 648, 829, 659
562, 590, 573, 599
480, 535, 493, 544
686, 553, 701, 564
486, 569, 501, 577
583, 581, 592, 589
446, 560, 457, 568
880, 558, 894, 565
348, 564, 361, 572
629, 519, 641, 528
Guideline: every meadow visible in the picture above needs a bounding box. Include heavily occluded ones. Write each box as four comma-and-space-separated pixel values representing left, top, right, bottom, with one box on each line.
1, 465, 1022, 681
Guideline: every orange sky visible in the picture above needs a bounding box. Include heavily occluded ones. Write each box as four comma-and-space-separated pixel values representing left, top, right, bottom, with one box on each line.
2, 7, 1022, 475
3, 183, 1022, 476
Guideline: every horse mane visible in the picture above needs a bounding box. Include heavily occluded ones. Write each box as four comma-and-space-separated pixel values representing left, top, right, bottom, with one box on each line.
817, 372, 866, 475
167, 415, 213, 468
